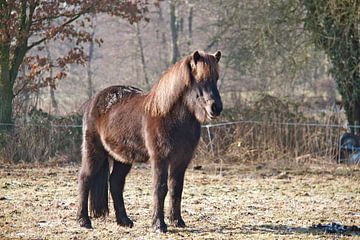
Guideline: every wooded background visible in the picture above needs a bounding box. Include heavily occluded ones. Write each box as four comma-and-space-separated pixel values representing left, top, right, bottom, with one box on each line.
0, 0, 359, 163
2, 0, 358, 121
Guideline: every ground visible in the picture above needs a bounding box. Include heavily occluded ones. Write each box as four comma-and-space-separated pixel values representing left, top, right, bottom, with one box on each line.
0, 162, 359, 240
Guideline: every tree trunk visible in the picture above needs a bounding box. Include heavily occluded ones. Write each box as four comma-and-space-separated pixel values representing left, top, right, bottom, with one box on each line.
0, 81, 13, 124
0, 44, 28, 123
87, 14, 96, 99
87, 38, 94, 99
136, 22, 150, 89
0, 43, 13, 124
45, 41, 59, 114
187, 6, 193, 51
169, 0, 180, 64
50, 86, 58, 114
156, 3, 168, 70
0, 1, 35, 123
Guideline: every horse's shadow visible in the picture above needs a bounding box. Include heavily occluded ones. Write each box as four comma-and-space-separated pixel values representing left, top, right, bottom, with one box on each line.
169, 223, 360, 237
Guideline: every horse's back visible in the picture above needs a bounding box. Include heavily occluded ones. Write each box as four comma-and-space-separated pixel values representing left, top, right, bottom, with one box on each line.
89, 85, 143, 115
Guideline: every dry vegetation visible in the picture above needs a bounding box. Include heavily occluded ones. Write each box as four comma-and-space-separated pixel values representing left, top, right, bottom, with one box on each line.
0, 162, 359, 240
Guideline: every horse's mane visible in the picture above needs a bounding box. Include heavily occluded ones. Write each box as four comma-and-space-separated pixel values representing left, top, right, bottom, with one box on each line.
144, 55, 192, 116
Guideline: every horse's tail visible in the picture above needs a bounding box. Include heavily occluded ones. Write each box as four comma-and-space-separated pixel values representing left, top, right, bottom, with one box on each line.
89, 159, 109, 218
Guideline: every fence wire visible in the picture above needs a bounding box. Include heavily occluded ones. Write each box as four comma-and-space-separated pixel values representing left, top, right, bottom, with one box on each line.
0, 120, 352, 164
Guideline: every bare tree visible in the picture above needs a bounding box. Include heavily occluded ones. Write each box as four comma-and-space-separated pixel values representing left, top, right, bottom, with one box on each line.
87, 14, 97, 99
136, 22, 150, 89
45, 41, 59, 114
169, 0, 180, 64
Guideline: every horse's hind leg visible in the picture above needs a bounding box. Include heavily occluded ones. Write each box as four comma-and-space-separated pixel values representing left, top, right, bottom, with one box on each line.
77, 134, 108, 229
109, 160, 133, 227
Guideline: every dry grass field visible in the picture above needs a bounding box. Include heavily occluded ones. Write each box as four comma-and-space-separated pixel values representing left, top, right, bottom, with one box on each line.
0, 162, 359, 239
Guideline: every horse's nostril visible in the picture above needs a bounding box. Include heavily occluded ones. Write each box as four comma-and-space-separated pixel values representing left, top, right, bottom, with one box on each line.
211, 103, 217, 114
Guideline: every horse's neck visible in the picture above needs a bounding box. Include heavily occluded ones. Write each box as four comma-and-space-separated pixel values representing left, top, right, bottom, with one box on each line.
166, 100, 197, 125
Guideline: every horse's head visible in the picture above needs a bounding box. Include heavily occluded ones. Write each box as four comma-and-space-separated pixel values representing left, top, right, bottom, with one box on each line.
145, 50, 222, 123
185, 50, 223, 123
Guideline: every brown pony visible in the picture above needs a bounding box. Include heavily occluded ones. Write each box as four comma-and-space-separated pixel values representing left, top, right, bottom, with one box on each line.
77, 50, 222, 233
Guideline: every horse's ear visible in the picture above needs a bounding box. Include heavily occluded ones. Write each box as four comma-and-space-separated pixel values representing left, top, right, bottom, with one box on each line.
214, 50, 221, 62
191, 51, 201, 66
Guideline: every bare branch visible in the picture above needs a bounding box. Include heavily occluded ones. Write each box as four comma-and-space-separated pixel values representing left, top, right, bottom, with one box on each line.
27, 8, 90, 50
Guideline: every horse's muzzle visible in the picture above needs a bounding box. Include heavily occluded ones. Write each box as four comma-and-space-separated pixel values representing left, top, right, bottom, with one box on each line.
211, 101, 223, 117
207, 100, 222, 120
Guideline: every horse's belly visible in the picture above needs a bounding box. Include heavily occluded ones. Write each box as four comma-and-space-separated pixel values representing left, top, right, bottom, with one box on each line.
100, 136, 149, 164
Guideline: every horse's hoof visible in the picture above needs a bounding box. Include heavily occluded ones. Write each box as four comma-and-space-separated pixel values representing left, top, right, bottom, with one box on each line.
117, 217, 134, 228
153, 221, 167, 233
78, 217, 92, 229
170, 218, 186, 228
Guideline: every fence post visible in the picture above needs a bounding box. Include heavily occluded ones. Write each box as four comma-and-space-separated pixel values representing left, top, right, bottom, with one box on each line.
49, 122, 52, 161
206, 125, 215, 157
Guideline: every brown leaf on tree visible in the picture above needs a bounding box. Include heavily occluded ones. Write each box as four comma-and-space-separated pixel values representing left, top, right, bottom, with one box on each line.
0, 0, 151, 122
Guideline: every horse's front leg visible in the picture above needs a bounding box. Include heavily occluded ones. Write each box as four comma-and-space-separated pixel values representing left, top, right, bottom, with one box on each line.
168, 163, 187, 228
151, 160, 168, 233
